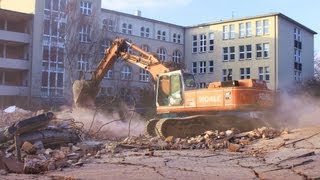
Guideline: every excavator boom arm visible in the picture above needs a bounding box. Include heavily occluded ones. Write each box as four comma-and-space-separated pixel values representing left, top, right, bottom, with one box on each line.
73, 38, 170, 107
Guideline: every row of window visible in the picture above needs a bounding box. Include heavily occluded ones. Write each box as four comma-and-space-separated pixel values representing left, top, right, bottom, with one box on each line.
101, 66, 150, 82
223, 43, 270, 61
192, 33, 214, 53
102, 19, 182, 44
192, 61, 214, 74
293, 27, 302, 82
196, 67, 270, 85
223, 19, 269, 40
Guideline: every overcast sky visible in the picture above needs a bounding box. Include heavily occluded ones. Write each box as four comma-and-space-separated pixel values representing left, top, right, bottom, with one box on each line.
101, 0, 319, 52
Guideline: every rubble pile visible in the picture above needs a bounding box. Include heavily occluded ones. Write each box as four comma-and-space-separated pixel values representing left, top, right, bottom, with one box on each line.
119, 127, 287, 152
0, 106, 34, 128
0, 106, 290, 175
0, 107, 85, 174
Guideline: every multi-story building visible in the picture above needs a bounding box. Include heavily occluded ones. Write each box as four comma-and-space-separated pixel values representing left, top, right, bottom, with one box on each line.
99, 9, 184, 102
0, 9, 33, 107
0, 0, 317, 108
185, 13, 317, 91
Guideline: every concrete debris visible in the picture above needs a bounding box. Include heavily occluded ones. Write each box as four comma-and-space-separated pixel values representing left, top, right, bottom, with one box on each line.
119, 127, 285, 152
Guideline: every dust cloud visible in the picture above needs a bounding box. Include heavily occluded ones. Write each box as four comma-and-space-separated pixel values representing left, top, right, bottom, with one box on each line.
57, 105, 146, 139
271, 91, 320, 129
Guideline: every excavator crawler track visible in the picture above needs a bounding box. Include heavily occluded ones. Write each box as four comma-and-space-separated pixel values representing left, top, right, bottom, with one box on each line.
154, 114, 269, 138
145, 119, 159, 137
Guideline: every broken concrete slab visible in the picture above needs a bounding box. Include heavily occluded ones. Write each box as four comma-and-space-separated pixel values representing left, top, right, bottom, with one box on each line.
263, 148, 315, 164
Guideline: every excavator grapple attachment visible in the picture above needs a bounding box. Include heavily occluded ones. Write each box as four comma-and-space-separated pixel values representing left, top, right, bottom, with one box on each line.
73, 79, 99, 108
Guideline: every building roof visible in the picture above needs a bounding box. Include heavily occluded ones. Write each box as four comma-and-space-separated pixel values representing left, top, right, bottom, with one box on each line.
186, 12, 317, 35
101, 8, 185, 29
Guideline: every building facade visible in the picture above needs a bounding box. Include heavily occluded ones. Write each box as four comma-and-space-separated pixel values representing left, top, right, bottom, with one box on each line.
185, 13, 316, 91
0, 9, 33, 106
0, 0, 317, 108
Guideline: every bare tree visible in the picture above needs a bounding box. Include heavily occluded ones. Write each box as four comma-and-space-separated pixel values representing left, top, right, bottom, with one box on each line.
314, 51, 320, 80
61, 0, 105, 102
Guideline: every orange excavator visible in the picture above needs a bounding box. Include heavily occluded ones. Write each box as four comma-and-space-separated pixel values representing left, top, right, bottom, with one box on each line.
73, 38, 275, 138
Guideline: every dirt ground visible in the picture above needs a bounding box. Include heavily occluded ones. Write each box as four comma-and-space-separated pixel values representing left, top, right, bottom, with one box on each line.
2, 125, 320, 180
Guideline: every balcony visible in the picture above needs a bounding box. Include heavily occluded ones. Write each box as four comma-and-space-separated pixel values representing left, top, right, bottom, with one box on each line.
0, 85, 28, 96
0, 29, 31, 44
0, 57, 29, 70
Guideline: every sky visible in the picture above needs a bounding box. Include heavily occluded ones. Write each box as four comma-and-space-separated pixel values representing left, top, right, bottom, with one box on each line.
101, 0, 320, 52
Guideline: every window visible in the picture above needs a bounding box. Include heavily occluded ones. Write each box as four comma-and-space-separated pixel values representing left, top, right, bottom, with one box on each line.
0, 44, 4, 58
139, 69, 149, 82
45, 0, 51, 10
256, 20, 262, 36
239, 45, 252, 60
78, 54, 89, 71
294, 49, 301, 63
141, 44, 151, 52
79, 25, 90, 42
246, 22, 252, 37
80, 1, 92, 15
157, 30, 161, 40
294, 70, 302, 82
229, 24, 235, 39
108, 19, 113, 31
141, 27, 145, 36
44, 19, 50, 35
199, 61, 206, 74
172, 50, 182, 63
208, 33, 214, 51
208, 61, 214, 73
121, 65, 132, 80
162, 31, 166, 41
128, 24, 133, 35
223, 47, 228, 61
263, 43, 270, 58
145, 28, 150, 38
122, 23, 127, 34
101, 39, 110, 54
263, 20, 269, 34
177, 34, 181, 43
239, 45, 245, 60
240, 67, 251, 79
246, 45, 252, 59
173, 33, 177, 43
229, 46, 235, 61
198, 82, 207, 88
239, 23, 245, 38
256, 44, 262, 58
294, 28, 301, 41
192, 35, 197, 53
223, 25, 229, 40
199, 34, 207, 52
104, 70, 113, 79
192, 62, 197, 74
157, 47, 167, 61
222, 69, 232, 81
258, 66, 270, 81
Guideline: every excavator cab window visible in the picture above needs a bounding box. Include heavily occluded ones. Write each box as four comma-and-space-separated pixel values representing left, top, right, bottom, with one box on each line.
157, 74, 183, 106
158, 75, 170, 106
183, 73, 196, 89
169, 74, 183, 106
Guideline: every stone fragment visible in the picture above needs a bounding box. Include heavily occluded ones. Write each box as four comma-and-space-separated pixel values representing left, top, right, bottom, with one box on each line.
228, 143, 241, 152
47, 161, 56, 171
165, 136, 174, 144
21, 141, 37, 155
23, 158, 47, 174
0, 169, 7, 175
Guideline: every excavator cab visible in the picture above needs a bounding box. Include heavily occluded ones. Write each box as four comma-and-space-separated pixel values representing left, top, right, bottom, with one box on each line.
156, 70, 196, 107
